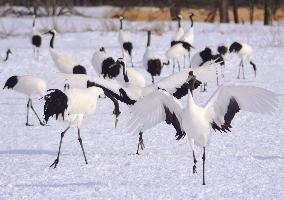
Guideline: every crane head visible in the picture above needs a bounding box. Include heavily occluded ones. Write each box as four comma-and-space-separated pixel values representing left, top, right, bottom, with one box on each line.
44, 29, 57, 35
99, 47, 105, 52
7, 49, 12, 55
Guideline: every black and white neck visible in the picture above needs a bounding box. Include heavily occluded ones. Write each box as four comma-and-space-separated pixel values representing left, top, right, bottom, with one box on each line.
32, 15, 36, 28
117, 58, 129, 83
119, 17, 124, 30
189, 13, 194, 28
3, 49, 12, 61
47, 31, 55, 48
122, 62, 129, 83
147, 30, 151, 47
177, 15, 182, 28
188, 76, 197, 95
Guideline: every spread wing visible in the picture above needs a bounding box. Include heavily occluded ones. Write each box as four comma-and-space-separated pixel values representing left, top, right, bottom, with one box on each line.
119, 89, 186, 140
151, 62, 218, 98
204, 85, 278, 132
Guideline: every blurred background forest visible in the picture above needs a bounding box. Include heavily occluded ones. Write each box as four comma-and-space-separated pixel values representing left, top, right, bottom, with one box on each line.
0, 0, 283, 24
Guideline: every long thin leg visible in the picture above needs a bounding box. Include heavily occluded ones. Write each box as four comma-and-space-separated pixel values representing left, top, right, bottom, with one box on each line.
25, 99, 33, 126
77, 128, 88, 165
172, 59, 175, 74
30, 99, 45, 126
193, 151, 197, 174
130, 54, 134, 67
151, 76, 154, 84
202, 147, 206, 185
37, 48, 40, 60
64, 83, 70, 91
242, 61, 245, 79
50, 126, 70, 168
216, 65, 219, 86
202, 83, 207, 92
121, 48, 124, 59
237, 60, 242, 79
177, 60, 181, 72
136, 132, 145, 155
221, 65, 225, 78
188, 54, 191, 68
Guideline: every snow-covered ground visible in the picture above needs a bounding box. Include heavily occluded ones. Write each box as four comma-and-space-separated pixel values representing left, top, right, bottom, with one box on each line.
0, 15, 284, 199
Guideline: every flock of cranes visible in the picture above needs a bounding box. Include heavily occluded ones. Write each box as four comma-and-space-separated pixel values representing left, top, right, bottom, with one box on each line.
1, 13, 278, 186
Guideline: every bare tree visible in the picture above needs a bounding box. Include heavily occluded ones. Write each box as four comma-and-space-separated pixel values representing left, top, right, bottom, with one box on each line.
219, 0, 229, 23
264, 0, 271, 25
249, 0, 254, 24
232, 0, 239, 23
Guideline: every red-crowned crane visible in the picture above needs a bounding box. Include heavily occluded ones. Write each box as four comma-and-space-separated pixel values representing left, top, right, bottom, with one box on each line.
118, 16, 134, 67
143, 30, 168, 83
31, 15, 42, 59
229, 42, 256, 79
43, 86, 120, 168
120, 71, 278, 185
3, 75, 46, 126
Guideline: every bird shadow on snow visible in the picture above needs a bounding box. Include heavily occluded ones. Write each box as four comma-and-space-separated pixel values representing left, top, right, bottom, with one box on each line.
252, 155, 284, 160
15, 181, 106, 188
0, 149, 57, 156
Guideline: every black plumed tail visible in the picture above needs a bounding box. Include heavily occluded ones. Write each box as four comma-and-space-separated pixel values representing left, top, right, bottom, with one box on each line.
123, 42, 133, 56
43, 89, 68, 123
164, 106, 186, 140
250, 61, 257, 77
163, 60, 170, 66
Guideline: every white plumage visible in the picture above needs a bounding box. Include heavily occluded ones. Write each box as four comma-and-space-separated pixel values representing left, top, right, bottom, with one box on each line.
237, 43, 253, 58
120, 71, 278, 185
11, 76, 46, 97
65, 88, 104, 121
125, 68, 145, 87
91, 47, 110, 76
49, 48, 77, 74
45, 29, 86, 75
167, 44, 189, 60
181, 13, 195, 45
3, 75, 46, 126
166, 40, 193, 73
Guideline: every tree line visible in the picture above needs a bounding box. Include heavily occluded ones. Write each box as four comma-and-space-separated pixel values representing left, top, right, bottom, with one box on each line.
0, 0, 282, 25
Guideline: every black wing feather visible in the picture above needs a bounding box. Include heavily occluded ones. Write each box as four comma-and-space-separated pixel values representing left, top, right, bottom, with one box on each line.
87, 81, 136, 105
43, 89, 68, 123
172, 79, 202, 99
211, 97, 240, 132
164, 106, 186, 140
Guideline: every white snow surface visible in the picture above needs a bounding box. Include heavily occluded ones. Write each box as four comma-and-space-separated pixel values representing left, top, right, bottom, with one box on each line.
0, 15, 284, 200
